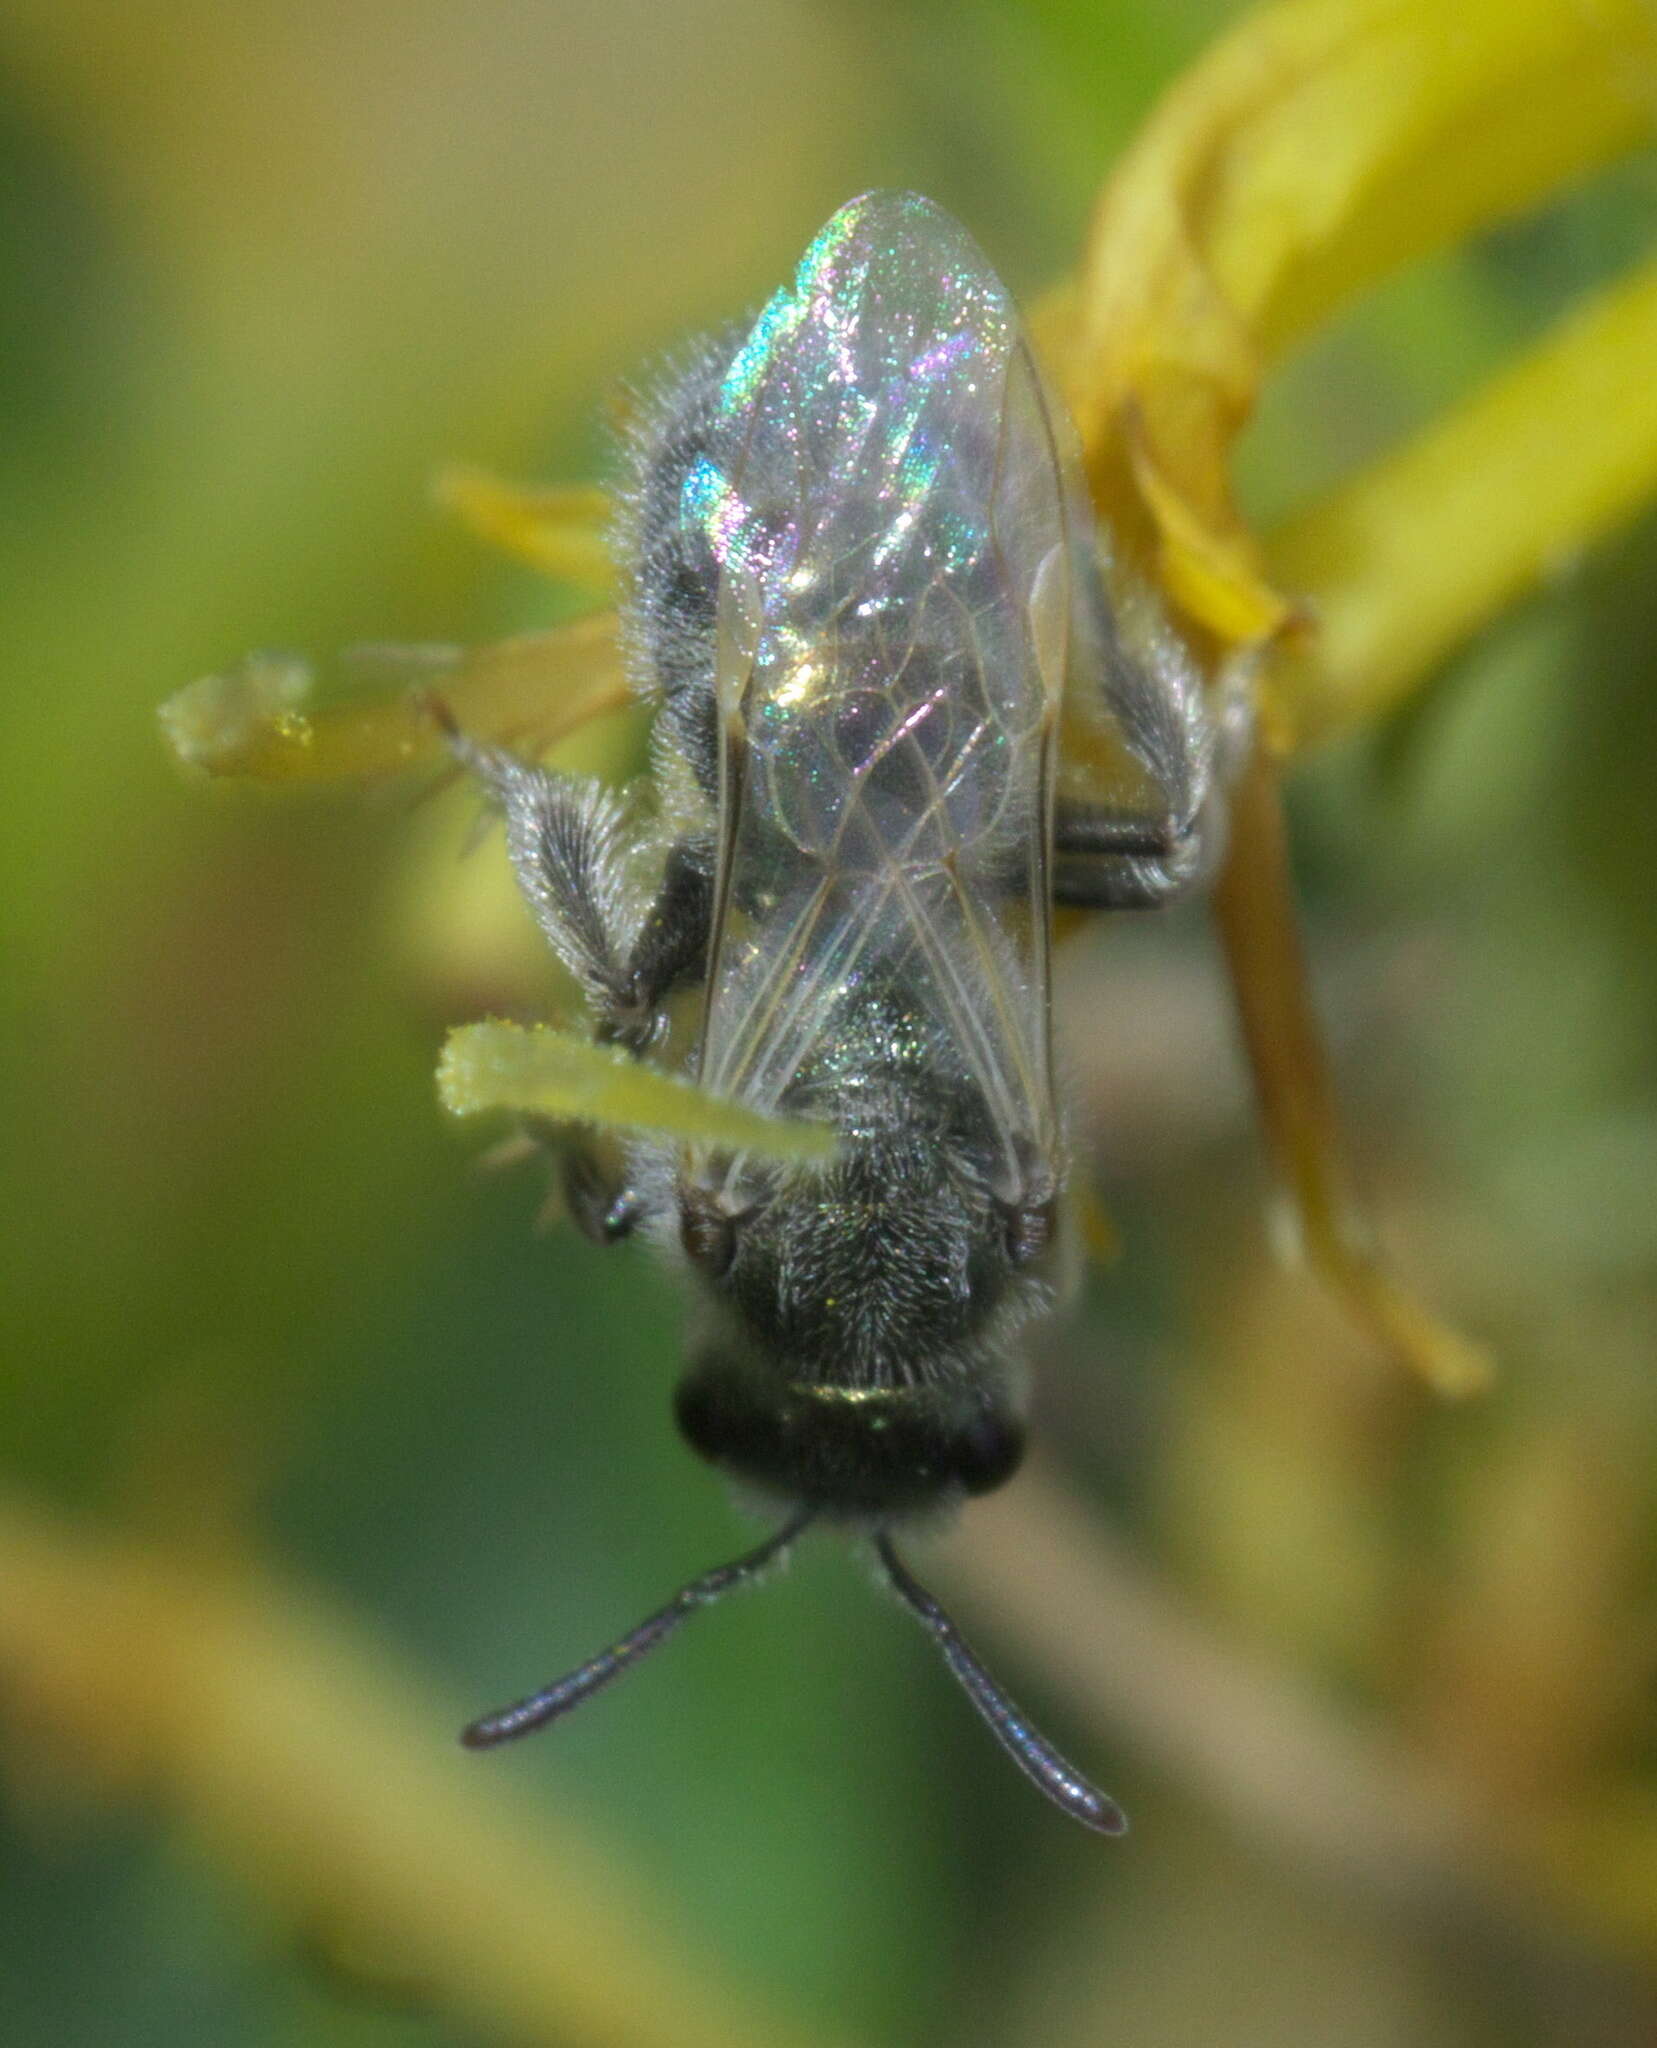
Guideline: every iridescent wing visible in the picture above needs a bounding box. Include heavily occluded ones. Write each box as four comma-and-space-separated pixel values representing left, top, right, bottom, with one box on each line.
684, 191, 1077, 1201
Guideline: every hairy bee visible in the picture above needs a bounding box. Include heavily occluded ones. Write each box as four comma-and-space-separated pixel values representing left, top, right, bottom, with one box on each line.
451, 192, 1222, 1833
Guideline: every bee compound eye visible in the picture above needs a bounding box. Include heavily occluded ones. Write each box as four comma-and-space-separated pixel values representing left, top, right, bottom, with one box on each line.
672, 1369, 726, 1461
679, 1194, 738, 1277
1003, 1197, 1057, 1267
673, 1358, 780, 1478
951, 1408, 1026, 1495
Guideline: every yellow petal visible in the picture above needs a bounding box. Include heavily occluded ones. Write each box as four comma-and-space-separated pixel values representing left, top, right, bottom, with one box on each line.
1124, 405, 1298, 646
159, 612, 630, 783
1264, 254, 1657, 750
432, 465, 615, 594
1212, 749, 1494, 1396
438, 1021, 839, 1166
1062, 0, 1657, 648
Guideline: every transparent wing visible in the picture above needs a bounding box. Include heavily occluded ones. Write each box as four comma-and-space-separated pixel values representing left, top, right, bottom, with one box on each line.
684, 192, 1078, 1198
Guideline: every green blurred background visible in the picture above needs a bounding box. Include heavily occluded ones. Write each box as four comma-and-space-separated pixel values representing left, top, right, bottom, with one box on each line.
2, 2, 1655, 2044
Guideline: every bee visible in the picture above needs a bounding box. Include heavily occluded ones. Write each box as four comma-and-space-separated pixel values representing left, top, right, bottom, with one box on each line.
449, 191, 1224, 1834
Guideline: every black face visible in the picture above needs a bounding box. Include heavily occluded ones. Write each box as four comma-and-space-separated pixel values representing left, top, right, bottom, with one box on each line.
675, 1351, 1026, 1517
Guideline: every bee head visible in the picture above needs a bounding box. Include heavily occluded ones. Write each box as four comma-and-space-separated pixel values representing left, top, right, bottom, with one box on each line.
673, 1345, 1026, 1516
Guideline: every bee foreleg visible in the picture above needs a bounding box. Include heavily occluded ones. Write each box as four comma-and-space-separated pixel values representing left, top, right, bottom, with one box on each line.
561, 1141, 647, 1244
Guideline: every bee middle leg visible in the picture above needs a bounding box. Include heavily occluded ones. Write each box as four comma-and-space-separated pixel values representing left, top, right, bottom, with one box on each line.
443, 723, 714, 1241
442, 723, 711, 1032
600, 839, 713, 1050
552, 835, 712, 1239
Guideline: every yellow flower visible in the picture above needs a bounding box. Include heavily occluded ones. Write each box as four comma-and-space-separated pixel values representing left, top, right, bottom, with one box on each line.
1050, 0, 1657, 750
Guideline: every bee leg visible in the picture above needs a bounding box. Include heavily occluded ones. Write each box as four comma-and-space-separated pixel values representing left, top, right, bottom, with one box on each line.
440, 709, 717, 1049
439, 723, 645, 1000
599, 839, 713, 1053
478, 1110, 644, 1244
1051, 795, 1220, 910
1057, 610, 1256, 908
561, 1141, 646, 1244
1212, 747, 1491, 1396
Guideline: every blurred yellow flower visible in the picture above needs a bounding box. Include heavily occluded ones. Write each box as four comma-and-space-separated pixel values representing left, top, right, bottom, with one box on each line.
1051, 0, 1657, 695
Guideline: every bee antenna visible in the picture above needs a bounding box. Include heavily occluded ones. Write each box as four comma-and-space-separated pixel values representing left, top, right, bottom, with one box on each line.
461, 1509, 815, 1749
873, 1532, 1127, 1836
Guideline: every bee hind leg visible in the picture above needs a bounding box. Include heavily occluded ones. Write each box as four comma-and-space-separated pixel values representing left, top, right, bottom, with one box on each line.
1051, 794, 1222, 910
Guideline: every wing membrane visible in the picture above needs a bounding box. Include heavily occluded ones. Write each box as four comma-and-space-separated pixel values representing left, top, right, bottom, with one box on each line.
687, 192, 1078, 1195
